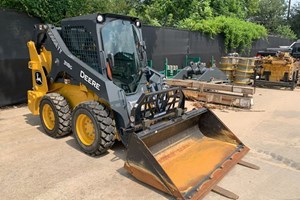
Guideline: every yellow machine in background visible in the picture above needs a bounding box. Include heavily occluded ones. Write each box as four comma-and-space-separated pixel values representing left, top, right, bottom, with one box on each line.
255, 52, 299, 90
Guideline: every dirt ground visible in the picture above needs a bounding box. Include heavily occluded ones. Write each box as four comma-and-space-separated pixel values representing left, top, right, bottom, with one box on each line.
1, 87, 300, 200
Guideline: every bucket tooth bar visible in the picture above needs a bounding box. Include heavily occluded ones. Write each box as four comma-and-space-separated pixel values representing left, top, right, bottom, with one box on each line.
212, 185, 239, 200
238, 160, 260, 170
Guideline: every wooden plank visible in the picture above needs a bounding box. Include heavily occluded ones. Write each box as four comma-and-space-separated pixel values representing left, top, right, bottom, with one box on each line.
183, 89, 253, 108
167, 79, 254, 95
166, 79, 254, 95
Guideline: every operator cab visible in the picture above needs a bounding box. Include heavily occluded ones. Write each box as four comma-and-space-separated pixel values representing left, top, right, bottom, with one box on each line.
61, 13, 147, 94
101, 17, 145, 93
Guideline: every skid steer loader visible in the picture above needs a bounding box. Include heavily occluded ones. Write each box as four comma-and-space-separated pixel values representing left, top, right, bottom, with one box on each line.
27, 13, 257, 199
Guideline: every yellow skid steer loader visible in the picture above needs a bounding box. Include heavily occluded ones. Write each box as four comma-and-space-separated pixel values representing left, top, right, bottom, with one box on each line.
27, 13, 258, 199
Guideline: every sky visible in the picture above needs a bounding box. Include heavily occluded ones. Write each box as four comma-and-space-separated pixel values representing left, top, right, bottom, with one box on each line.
291, 0, 299, 6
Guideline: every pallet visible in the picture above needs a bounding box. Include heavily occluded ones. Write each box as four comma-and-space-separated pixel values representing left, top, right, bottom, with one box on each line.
166, 79, 254, 108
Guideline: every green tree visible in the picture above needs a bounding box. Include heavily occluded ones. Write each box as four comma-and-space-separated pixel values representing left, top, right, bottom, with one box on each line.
0, 0, 132, 24
137, 0, 191, 26
188, 0, 213, 20
210, 0, 259, 19
252, 0, 287, 32
1, 0, 70, 23
136, 0, 260, 26
0, 0, 275, 54
132, 0, 215, 26
289, 2, 300, 38
0, 0, 261, 26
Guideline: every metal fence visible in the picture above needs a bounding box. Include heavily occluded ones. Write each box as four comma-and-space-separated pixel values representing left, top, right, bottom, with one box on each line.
142, 25, 292, 70
0, 9, 41, 107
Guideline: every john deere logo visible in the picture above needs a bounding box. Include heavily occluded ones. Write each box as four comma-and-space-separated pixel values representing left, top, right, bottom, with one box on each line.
35, 71, 43, 85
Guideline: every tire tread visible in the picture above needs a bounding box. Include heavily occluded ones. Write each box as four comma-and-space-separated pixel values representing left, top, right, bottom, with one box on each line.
41, 93, 71, 138
73, 101, 115, 156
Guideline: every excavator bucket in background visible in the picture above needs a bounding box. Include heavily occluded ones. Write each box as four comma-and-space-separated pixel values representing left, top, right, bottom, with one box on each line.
125, 108, 252, 199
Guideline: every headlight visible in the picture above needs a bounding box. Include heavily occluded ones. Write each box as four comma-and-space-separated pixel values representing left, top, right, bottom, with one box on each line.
96, 15, 105, 23
38, 24, 47, 30
135, 20, 141, 28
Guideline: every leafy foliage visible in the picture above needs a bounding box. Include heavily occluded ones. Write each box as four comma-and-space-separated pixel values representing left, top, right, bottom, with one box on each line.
289, 2, 300, 38
131, 0, 260, 26
178, 16, 267, 52
0, 0, 131, 24
274, 25, 297, 40
0, 0, 296, 51
252, 0, 287, 32
210, 0, 260, 19
1, 0, 69, 23
131, 0, 214, 27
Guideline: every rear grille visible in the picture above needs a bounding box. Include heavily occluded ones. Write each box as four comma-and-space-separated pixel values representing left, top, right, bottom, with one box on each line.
62, 26, 99, 72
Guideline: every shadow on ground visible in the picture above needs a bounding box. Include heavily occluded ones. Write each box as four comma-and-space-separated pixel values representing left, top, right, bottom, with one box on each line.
24, 113, 44, 133
65, 138, 110, 158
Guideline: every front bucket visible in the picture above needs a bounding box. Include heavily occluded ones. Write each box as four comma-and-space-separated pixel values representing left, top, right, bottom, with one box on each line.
124, 108, 249, 199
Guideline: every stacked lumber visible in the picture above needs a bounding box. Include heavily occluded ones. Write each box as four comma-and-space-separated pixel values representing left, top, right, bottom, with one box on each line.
166, 79, 254, 109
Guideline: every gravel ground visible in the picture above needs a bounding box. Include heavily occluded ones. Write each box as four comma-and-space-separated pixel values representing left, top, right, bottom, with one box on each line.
0, 87, 300, 200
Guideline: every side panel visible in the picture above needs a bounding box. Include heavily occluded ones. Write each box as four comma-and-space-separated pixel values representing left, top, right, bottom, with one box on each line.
48, 83, 106, 109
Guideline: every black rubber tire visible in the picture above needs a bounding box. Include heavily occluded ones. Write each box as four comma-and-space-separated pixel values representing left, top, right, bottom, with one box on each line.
39, 93, 72, 138
72, 101, 116, 156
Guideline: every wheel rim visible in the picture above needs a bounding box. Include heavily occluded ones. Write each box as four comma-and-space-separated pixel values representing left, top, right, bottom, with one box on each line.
76, 114, 95, 146
42, 104, 55, 130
